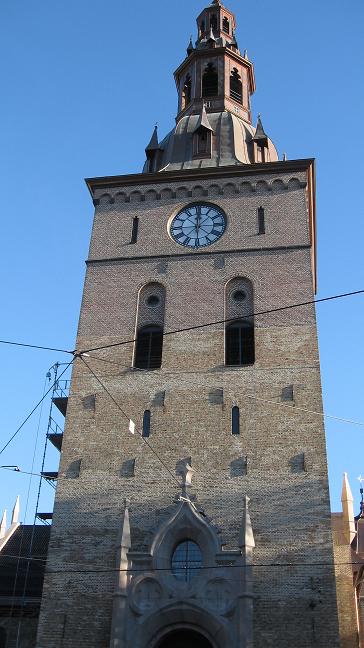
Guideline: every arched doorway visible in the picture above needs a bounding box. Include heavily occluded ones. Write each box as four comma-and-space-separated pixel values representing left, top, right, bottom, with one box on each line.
157, 629, 213, 648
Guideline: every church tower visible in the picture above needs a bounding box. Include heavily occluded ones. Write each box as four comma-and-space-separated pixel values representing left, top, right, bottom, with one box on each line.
36, 2, 340, 647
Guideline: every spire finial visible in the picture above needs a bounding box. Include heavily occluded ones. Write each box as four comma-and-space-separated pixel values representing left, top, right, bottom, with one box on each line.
187, 36, 194, 55
239, 495, 255, 550
193, 102, 214, 134
120, 499, 131, 549
252, 115, 268, 144
145, 124, 159, 153
207, 25, 216, 43
180, 460, 194, 495
11, 495, 20, 525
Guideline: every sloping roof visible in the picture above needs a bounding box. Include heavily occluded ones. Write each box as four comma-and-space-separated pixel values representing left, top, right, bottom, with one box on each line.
252, 115, 268, 143
0, 525, 50, 599
145, 126, 159, 152
193, 104, 214, 133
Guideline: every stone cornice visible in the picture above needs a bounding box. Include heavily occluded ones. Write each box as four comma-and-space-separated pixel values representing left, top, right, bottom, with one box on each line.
85, 159, 314, 194
86, 244, 312, 266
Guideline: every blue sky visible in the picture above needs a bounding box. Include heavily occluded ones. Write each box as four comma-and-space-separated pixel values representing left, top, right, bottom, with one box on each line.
0, 0, 363, 524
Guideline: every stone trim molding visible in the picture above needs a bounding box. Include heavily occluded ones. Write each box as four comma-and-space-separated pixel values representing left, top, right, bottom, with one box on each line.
94, 176, 306, 206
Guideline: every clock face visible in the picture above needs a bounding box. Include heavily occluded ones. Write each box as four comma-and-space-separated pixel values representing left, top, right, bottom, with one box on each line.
170, 203, 226, 249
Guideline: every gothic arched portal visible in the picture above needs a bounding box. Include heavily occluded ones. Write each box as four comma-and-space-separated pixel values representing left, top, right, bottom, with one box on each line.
157, 629, 213, 648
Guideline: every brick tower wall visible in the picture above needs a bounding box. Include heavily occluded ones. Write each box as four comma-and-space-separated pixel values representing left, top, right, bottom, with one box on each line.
36, 167, 340, 648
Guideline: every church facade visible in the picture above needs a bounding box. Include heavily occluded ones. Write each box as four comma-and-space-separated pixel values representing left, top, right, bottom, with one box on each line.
36, 1, 341, 646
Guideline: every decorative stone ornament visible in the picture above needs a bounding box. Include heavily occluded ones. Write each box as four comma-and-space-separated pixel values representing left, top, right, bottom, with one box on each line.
109, 496, 255, 648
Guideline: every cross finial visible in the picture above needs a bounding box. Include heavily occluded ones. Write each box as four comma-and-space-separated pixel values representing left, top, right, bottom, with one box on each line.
358, 475, 364, 515
179, 460, 195, 494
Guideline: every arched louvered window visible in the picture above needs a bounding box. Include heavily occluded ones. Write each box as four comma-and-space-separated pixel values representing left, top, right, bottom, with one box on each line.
202, 63, 218, 98
134, 325, 163, 369
134, 282, 166, 370
230, 68, 242, 103
225, 278, 255, 367
226, 320, 255, 366
182, 74, 192, 109
232, 406, 240, 435
223, 17, 230, 33
142, 410, 151, 437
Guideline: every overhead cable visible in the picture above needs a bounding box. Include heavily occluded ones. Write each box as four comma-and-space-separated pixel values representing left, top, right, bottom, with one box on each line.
0, 360, 74, 457
80, 357, 181, 488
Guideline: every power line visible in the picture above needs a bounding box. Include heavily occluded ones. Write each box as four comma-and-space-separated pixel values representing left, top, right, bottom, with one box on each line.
80, 357, 180, 488
0, 361, 74, 457
0, 289, 362, 359
79, 289, 364, 354
240, 392, 364, 428
0, 339, 73, 354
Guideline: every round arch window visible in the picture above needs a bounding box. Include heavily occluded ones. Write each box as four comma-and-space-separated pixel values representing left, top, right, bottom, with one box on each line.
171, 539, 202, 582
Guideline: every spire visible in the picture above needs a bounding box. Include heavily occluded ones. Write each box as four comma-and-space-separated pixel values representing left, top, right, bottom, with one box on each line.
187, 36, 194, 56
239, 495, 255, 551
145, 125, 159, 155
342, 472, 354, 503
231, 30, 238, 49
252, 114, 268, 145
109, 500, 131, 647
120, 501, 131, 551
207, 25, 216, 44
11, 495, 20, 525
341, 473, 356, 544
0, 510, 6, 539
193, 103, 214, 133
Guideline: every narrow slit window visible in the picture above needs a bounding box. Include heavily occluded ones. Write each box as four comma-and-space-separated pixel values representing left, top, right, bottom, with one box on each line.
131, 216, 139, 244
210, 14, 217, 30
142, 410, 151, 437
134, 325, 163, 369
200, 20, 205, 36
226, 320, 255, 366
232, 406, 240, 435
258, 207, 265, 234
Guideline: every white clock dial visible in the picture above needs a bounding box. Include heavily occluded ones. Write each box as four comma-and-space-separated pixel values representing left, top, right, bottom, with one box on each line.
170, 203, 226, 248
